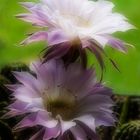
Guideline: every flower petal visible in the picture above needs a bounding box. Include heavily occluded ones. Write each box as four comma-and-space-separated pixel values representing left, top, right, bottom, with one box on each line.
75, 120, 100, 140
43, 123, 60, 140
29, 128, 45, 140
13, 111, 57, 131
16, 14, 47, 26
70, 125, 88, 140
75, 115, 95, 132
47, 29, 69, 46
107, 36, 128, 53
20, 31, 48, 45
19, 2, 36, 9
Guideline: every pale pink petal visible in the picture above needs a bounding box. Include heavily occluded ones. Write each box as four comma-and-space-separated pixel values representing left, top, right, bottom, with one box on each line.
16, 14, 46, 26
19, 2, 35, 9
107, 36, 128, 53
75, 115, 95, 132
20, 31, 48, 45
29, 128, 45, 140
70, 125, 87, 140
5, 84, 22, 91
12, 71, 41, 93
43, 123, 60, 140
47, 29, 69, 46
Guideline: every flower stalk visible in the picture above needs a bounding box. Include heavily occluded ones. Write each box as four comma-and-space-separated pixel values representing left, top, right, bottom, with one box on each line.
119, 96, 130, 125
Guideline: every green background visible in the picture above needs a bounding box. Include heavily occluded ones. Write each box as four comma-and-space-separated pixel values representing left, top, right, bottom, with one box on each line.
0, 0, 140, 95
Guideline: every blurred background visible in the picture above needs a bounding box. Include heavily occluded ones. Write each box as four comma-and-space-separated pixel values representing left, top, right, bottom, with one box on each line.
0, 0, 140, 96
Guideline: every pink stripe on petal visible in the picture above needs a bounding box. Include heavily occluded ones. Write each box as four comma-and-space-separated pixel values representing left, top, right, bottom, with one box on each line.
43, 123, 60, 140
13, 111, 53, 130
70, 125, 87, 140
58, 116, 76, 134
43, 43, 71, 62
8, 101, 28, 110
5, 84, 22, 91
47, 30, 68, 46
20, 31, 48, 45
12, 71, 35, 86
3, 101, 30, 118
107, 37, 127, 53
13, 113, 38, 131
94, 113, 116, 127
29, 128, 45, 140
16, 14, 46, 26
19, 2, 35, 9
75, 115, 95, 132
81, 39, 91, 48
2, 111, 21, 119
75, 121, 100, 140
12, 71, 40, 93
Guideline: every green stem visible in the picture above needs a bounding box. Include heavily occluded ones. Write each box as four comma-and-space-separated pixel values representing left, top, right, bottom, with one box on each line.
112, 96, 130, 140
119, 96, 130, 125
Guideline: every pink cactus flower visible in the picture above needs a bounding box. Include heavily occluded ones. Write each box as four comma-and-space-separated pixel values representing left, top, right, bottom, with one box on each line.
4, 60, 115, 140
17, 0, 134, 66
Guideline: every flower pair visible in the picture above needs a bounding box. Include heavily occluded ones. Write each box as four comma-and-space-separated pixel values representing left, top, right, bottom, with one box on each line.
5, 0, 134, 140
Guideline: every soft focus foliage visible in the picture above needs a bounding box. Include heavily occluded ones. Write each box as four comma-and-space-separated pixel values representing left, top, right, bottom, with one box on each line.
0, 0, 140, 95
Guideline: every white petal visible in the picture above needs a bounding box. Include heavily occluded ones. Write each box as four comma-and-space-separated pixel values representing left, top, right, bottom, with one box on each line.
75, 115, 96, 131
20, 0, 134, 46
91, 35, 108, 47
59, 118, 76, 134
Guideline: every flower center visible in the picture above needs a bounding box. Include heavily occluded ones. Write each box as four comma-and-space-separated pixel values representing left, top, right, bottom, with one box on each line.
62, 13, 92, 28
54, 11, 92, 29
43, 92, 77, 121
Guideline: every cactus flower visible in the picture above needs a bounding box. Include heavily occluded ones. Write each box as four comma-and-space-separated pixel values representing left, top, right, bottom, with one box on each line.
17, 0, 134, 65
5, 60, 115, 140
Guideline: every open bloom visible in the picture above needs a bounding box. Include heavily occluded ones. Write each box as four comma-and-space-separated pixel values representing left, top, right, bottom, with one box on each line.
18, 0, 134, 64
5, 60, 115, 140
